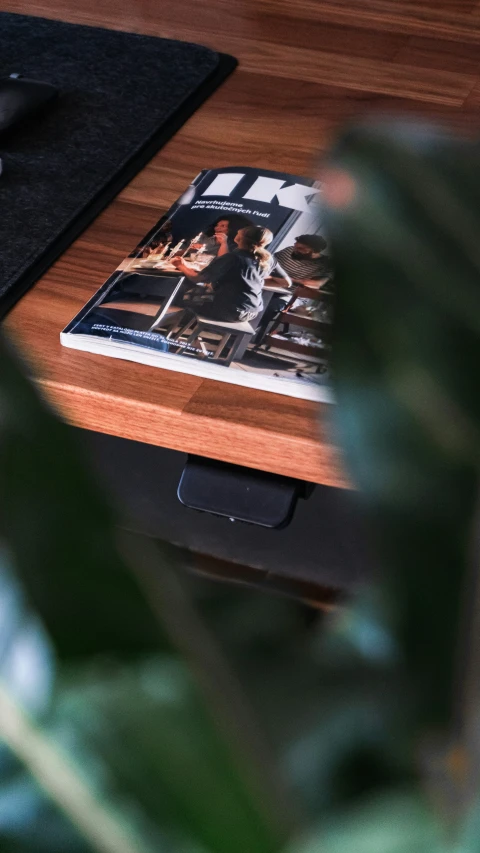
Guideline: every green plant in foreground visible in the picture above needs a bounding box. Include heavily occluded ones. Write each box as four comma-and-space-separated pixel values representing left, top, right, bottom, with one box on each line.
2, 119, 480, 851
311, 118, 480, 851
0, 336, 289, 853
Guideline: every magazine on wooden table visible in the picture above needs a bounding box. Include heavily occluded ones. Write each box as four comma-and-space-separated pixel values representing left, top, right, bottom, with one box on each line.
61, 167, 334, 402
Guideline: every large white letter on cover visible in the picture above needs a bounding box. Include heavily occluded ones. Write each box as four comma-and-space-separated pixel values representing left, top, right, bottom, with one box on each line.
202, 173, 244, 196
243, 177, 314, 212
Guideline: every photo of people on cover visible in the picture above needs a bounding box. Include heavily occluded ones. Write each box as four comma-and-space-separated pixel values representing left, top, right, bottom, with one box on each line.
66, 168, 334, 393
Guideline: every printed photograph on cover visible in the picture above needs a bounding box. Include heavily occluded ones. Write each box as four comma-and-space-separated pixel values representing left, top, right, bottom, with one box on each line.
64, 168, 334, 390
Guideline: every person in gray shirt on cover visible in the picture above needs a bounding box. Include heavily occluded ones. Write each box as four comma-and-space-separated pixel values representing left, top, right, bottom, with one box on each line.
171, 225, 286, 323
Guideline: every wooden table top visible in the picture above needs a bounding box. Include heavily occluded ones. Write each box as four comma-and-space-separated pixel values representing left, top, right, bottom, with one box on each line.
4, 0, 480, 488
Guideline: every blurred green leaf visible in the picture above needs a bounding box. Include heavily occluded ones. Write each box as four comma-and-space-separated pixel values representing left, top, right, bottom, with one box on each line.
0, 335, 160, 659
0, 334, 288, 853
322, 119, 480, 831
288, 790, 445, 853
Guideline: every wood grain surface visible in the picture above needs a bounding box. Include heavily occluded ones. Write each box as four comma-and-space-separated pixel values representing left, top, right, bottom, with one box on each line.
4, 0, 480, 487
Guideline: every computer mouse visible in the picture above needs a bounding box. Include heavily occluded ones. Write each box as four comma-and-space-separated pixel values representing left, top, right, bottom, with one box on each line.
0, 74, 58, 136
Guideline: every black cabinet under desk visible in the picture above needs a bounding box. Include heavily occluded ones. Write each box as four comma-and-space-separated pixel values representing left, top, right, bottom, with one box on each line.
76, 428, 374, 605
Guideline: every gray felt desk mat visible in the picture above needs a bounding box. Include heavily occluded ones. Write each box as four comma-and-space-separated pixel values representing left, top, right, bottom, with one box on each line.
0, 13, 236, 316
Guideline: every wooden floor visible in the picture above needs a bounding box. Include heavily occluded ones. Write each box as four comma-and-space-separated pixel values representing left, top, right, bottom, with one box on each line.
4, 0, 480, 487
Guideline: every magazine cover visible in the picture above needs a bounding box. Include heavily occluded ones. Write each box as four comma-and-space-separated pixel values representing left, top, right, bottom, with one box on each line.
61, 167, 334, 402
